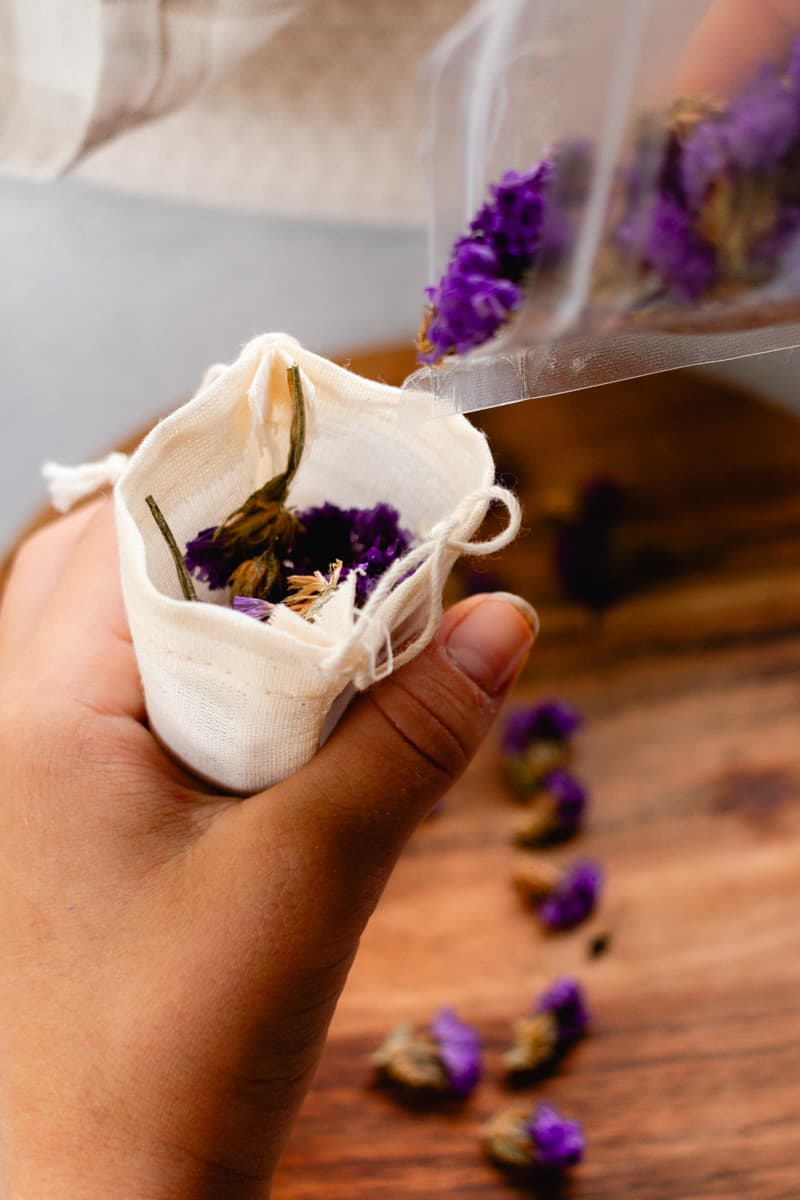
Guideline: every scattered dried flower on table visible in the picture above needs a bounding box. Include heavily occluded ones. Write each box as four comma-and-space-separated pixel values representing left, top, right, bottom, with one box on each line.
502, 698, 582, 798
503, 700, 582, 755
514, 857, 603, 932
371, 1007, 482, 1098
513, 768, 588, 846
503, 977, 590, 1075
483, 1101, 585, 1176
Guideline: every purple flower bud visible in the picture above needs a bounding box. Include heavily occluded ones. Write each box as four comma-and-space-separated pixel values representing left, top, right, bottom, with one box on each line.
540, 770, 588, 839
419, 157, 556, 361
232, 595, 273, 621
528, 1103, 585, 1169
185, 525, 237, 590
618, 193, 716, 301
535, 976, 591, 1047
292, 501, 412, 606
471, 161, 554, 277
429, 1007, 482, 1096
538, 859, 603, 931
502, 700, 582, 756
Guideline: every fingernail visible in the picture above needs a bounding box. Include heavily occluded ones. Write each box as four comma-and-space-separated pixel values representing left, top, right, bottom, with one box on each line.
445, 596, 536, 695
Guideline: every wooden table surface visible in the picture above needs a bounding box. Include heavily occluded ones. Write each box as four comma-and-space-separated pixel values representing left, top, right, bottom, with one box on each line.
5, 348, 800, 1198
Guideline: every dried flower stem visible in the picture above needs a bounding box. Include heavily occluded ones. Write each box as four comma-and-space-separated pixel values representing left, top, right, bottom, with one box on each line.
145, 494, 198, 601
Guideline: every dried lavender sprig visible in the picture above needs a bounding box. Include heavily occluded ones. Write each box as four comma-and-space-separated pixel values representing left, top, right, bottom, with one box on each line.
145, 494, 198, 602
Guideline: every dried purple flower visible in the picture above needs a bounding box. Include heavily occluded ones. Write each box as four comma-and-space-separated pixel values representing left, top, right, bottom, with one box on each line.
502, 700, 582, 756
483, 1101, 585, 1174
470, 161, 554, 279
538, 859, 603, 932
429, 1007, 482, 1096
536, 976, 591, 1046
514, 769, 588, 845
291, 501, 412, 606
419, 246, 520, 361
418, 159, 555, 361
683, 45, 800, 209
371, 1009, 481, 1098
528, 1103, 585, 1169
185, 525, 237, 590
232, 595, 273, 621
503, 976, 590, 1074
618, 192, 716, 301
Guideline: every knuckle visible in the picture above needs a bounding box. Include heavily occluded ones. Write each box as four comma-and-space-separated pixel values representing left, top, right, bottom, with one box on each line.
367, 659, 486, 784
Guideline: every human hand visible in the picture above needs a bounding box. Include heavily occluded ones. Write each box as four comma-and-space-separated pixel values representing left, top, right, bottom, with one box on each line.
677, 0, 800, 96
0, 500, 535, 1200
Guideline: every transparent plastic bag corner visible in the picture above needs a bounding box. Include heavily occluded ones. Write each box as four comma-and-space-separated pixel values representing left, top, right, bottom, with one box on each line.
403, 0, 800, 419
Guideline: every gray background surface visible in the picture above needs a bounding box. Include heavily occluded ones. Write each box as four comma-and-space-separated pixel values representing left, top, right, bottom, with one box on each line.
0, 177, 427, 548
2, 177, 800, 552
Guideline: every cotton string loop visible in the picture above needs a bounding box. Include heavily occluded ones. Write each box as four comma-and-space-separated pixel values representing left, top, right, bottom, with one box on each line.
321, 484, 521, 690
43, 452, 130, 513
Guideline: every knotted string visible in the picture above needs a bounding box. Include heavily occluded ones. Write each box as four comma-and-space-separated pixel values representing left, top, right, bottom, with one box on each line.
321, 485, 522, 690
43, 452, 130, 513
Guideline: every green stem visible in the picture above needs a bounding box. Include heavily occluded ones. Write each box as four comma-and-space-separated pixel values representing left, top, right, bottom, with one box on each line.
284, 364, 306, 491
145, 494, 198, 602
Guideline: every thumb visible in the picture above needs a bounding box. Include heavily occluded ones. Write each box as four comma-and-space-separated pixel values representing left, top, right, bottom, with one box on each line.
227, 592, 537, 932
294, 591, 538, 855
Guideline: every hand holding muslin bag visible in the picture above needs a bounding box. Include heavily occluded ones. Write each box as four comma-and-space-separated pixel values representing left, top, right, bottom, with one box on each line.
44, 333, 522, 794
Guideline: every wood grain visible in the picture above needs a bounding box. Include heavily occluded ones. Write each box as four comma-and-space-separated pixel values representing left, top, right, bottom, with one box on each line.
4, 345, 800, 1196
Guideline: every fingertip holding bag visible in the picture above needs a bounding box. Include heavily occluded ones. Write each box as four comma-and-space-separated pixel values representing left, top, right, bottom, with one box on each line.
45, 333, 521, 794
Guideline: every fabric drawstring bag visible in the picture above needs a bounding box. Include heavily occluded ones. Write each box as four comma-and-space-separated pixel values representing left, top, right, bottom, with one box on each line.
45, 333, 521, 794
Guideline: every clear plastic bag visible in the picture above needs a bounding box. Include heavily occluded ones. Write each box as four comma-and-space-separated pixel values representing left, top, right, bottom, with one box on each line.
405, 0, 800, 414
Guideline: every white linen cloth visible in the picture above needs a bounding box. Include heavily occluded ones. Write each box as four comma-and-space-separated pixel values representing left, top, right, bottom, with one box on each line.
0, 0, 473, 226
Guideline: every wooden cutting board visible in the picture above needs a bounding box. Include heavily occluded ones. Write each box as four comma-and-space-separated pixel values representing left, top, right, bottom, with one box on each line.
4, 348, 800, 1197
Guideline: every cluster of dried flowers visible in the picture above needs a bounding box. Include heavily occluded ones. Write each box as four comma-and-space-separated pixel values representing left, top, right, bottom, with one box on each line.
372, 697, 605, 1184
147, 367, 413, 622
502, 699, 603, 931
418, 38, 800, 361
372, 979, 589, 1178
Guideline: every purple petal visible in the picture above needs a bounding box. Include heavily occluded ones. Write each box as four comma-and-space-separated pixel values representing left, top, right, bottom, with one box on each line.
618, 193, 716, 301
535, 976, 591, 1046
420, 156, 556, 360
528, 1103, 585, 1169
542, 770, 588, 837
502, 700, 582, 756
429, 1007, 482, 1096
185, 525, 236, 590
232, 595, 273, 621
538, 860, 603, 932
292, 502, 412, 606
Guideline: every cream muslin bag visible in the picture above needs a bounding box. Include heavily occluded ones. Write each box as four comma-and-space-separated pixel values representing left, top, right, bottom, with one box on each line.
45, 333, 521, 794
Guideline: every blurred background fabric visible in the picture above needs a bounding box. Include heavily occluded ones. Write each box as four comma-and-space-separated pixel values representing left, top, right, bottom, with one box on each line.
1, 0, 473, 226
